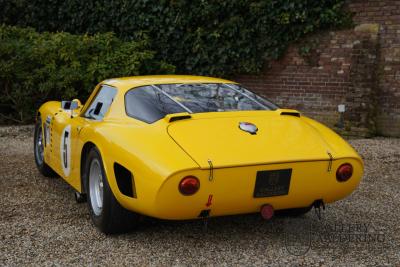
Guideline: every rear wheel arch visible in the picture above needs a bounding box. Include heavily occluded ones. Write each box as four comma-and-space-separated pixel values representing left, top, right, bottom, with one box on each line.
80, 141, 113, 194
80, 142, 97, 194
82, 142, 139, 233
80, 139, 138, 206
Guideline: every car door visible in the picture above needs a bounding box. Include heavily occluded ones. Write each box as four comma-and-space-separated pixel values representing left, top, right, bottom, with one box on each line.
51, 105, 81, 182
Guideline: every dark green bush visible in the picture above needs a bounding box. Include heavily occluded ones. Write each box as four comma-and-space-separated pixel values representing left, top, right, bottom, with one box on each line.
0, 1, 352, 123
0, 0, 352, 76
0, 25, 174, 123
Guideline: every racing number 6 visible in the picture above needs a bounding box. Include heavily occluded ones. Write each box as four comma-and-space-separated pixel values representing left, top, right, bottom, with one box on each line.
60, 125, 71, 177
63, 131, 69, 169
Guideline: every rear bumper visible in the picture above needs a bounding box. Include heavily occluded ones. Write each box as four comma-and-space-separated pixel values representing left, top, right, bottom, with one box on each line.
126, 158, 363, 220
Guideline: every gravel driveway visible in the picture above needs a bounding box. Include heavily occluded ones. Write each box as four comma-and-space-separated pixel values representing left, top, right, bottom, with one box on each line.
0, 126, 399, 266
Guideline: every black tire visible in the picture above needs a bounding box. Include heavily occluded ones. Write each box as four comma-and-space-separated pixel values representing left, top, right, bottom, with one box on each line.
85, 147, 139, 234
275, 206, 312, 217
34, 117, 57, 177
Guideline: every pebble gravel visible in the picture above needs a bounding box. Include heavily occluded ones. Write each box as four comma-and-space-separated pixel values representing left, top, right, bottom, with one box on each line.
0, 126, 399, 266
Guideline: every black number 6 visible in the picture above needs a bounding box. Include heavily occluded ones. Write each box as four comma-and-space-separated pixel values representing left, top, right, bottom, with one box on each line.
63, 131, 69, 168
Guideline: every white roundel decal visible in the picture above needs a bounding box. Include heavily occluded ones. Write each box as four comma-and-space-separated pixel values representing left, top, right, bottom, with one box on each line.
60, 125, 71, 177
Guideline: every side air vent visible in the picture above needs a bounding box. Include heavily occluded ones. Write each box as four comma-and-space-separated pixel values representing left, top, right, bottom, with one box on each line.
113, 163, 136, 198
280, 111, 300, 117
168, 115, 191, 122
164, 112, 192, 123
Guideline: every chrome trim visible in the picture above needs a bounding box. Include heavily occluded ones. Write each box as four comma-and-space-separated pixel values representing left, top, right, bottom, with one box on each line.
89, 159, 103, 216
35, 125, 44, 165
208, 159, 214, 181
327, 151, 333, 172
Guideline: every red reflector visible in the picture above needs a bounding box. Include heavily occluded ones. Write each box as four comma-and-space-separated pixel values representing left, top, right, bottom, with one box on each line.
179, 176, 200, 195
260, 204, 274, 220
336, 163, 353, 182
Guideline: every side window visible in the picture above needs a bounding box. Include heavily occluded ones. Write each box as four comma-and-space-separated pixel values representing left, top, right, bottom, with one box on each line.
85, 85, 117, 120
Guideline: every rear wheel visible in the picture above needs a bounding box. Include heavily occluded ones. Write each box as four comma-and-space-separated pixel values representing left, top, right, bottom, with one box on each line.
34, 118, 57, 177
85, 147, 139, 234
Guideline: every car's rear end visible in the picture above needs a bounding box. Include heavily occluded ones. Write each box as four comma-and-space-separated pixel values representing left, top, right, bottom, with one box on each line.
153, 157, 362, 220
149, 111, 363, 220
120, 80, 363, 220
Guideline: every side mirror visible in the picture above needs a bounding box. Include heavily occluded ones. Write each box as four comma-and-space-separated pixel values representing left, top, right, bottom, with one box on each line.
61, 99, 81, 111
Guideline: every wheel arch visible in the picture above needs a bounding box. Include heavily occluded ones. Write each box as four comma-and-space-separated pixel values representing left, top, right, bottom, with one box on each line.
80, 141, 97, 194
80, 138, 115, 194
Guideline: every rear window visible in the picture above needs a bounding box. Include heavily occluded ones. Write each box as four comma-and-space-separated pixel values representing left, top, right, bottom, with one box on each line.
125, 83, 278, 123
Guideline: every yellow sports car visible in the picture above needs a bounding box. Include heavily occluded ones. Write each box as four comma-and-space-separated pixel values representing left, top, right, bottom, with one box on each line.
34, 75, 363, 234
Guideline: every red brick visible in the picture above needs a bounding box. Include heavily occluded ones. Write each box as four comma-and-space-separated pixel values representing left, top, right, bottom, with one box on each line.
236, 0, 400, 137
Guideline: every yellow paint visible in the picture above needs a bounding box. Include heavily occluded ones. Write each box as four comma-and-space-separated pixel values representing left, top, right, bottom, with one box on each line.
37, 75, 363, 220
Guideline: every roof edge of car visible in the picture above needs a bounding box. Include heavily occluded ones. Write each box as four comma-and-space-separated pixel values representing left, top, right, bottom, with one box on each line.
102, 75, 237, 91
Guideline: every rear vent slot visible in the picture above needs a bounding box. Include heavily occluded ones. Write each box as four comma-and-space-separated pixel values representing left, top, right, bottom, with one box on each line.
168, 115, 191, 122
280, 111, 300, 117
114, 163, 136, 198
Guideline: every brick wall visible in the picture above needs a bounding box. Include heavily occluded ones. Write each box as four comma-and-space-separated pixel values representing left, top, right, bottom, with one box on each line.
236, 0, 400, 137
349, 0, 400, 136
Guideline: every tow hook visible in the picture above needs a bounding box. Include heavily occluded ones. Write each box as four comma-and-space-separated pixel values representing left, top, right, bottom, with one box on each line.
198, 209, 211, 231
313, 199, 325, 220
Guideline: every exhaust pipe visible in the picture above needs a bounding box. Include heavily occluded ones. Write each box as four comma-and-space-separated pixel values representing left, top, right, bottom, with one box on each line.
312, 199, 325, 220
260, 204, 274, 220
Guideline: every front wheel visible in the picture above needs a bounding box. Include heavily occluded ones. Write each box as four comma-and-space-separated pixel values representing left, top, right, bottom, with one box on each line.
85, 147, 139, 234
34, 117, 57, 177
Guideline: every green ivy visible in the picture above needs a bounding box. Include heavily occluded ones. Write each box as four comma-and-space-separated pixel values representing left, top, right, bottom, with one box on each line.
0, 25, 174, 123
0, 0, 352, 76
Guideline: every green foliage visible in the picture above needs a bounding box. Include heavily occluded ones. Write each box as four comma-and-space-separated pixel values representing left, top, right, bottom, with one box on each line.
0, 0, 352, 76
0, 1, 352, 123
0, 25, 174, 123
298, 36, 321, 66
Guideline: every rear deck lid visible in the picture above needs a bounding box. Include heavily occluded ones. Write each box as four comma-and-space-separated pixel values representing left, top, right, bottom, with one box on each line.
167, 111, 333, 168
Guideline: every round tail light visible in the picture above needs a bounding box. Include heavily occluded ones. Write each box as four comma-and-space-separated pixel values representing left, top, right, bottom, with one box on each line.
179, 176, 200, 195
336, 163, 353, 182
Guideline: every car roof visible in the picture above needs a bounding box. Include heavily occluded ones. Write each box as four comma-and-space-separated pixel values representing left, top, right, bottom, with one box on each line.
101, 75, 236, 92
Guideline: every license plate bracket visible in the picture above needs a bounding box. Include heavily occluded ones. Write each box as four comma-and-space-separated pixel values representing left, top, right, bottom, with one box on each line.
253, 169, 292, 198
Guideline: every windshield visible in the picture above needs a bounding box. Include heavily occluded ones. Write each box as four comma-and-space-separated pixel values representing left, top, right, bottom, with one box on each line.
125, 83, 278, 123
